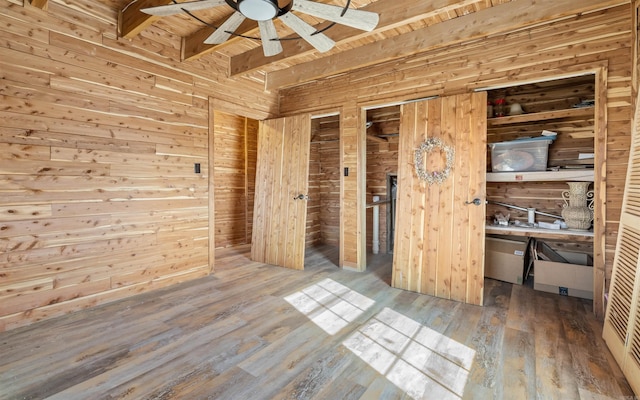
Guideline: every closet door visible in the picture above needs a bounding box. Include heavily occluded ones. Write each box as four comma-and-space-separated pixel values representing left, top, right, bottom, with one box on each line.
392, 92, 487, 305
251, 114, 311, 270
603, 91, 640, 395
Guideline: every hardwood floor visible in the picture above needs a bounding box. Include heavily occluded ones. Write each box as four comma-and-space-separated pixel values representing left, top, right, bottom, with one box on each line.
0, 245, 634, 400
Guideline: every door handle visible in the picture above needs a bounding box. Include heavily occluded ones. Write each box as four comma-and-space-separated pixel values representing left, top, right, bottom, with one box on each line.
465, 198, 483, 206
294, 194, 310, 200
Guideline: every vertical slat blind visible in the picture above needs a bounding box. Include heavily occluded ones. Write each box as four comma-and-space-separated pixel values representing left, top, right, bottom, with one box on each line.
606, 226, 640, 343
603, 86, 640, 395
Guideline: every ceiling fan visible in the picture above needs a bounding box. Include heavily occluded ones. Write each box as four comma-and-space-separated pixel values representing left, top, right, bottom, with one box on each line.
141, 0, 379, 57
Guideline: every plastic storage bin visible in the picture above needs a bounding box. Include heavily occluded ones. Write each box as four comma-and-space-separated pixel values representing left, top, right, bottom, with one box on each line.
489, 137, 553, 172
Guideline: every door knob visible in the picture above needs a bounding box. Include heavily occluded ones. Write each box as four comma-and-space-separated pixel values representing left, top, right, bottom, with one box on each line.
465, 198, 483, 206
294, 194, 309, 200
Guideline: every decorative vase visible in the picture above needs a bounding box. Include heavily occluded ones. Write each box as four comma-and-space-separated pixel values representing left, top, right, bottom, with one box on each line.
561, 182, 594, 230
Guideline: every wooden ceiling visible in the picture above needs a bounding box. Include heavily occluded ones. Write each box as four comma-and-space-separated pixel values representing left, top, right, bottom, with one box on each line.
115, 0, 516, 89
26, 0, 617, 91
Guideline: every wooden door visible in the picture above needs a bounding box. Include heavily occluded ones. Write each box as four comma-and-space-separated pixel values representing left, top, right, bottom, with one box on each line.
603, 91, 640, 395
392, 93, 487, 306
251, 114, 311, 270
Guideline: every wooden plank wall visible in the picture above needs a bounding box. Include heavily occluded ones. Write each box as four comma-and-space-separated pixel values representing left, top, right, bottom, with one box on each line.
307, 117, 341, 248
246, 119, 258, 244
0, 0, 277, 331
340, 104, 366, 269
212, 111, 258, 248
318, 120, 341, 247
279, 5, 632, 283
307, 135, 322, 246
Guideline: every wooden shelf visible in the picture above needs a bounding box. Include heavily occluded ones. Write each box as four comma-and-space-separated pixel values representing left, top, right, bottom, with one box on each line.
487, 106, 594, 126
486, 169, 594, 182
486, 224, 593, 241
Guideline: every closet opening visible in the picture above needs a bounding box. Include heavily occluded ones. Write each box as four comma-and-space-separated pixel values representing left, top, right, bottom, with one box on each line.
306, 113, 341, 267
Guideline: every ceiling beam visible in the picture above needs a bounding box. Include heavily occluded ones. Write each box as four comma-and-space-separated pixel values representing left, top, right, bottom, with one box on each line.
119, 0, 173, 39
27, 0, 48, 10
183, 18, 257, 61
265, 0, 627, 90
229, 0, 479, 76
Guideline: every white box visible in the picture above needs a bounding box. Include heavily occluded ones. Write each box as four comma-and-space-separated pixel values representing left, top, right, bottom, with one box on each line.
489, 138, 553, 172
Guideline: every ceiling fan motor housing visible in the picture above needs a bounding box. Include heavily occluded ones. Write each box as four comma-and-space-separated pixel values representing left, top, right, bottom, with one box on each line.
238, 0, 280, 21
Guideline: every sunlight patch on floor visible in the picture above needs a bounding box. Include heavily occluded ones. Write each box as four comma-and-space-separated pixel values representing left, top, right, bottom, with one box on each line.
284, 278, 376, 335
343, 307, 475, 400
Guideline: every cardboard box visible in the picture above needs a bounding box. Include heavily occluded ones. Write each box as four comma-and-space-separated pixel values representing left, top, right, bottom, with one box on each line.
485, 237, 528, 285
534, 247, 593, 299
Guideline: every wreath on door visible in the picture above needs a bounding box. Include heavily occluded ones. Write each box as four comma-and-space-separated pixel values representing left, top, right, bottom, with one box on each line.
414, 137, 455, 185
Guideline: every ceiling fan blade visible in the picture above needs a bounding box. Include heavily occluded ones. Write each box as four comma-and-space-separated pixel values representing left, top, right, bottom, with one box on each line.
291, 0, 379, 32
204, 12, 247, 44
258, 19, 283, 57
141, 0, 227, 16
280, 13, 334, 53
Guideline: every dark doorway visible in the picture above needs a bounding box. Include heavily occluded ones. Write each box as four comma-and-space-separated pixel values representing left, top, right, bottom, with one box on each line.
387, 173, 397, 253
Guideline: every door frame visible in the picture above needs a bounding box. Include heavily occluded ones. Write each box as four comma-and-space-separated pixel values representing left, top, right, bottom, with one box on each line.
472, 64, 608, 316
357, 97, 439, 273
353, 64, 607, 313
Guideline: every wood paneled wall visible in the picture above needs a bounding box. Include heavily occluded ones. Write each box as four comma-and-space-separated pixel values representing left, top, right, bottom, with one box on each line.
0, 0, 277, 331
318, 123, 341, 247
246, 120, 258, 244
306, 117, 341, 248
212, 111, 258, 248
279, 5, 632, 282
339, 104, 365, 269
307, 140, 322, 246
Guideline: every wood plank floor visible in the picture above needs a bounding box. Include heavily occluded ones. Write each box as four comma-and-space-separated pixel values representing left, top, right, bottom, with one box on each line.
0, 244, 634, 400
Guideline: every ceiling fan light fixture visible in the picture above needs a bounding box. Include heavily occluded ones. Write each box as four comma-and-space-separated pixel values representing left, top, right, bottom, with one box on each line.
238, 0, 279, 21
140, 0, 380, 57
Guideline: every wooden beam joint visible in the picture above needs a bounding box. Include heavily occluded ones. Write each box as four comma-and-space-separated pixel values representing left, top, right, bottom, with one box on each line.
118, 0, 173, 39
27, 0, 48, 10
